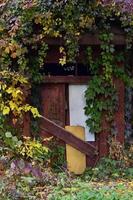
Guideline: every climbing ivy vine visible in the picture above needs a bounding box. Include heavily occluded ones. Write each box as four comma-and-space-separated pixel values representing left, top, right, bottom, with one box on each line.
85, 32, 118, 133
85, 30, 133, 134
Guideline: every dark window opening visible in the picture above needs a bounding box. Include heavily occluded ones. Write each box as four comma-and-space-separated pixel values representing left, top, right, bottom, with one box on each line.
40, 63, 91, 76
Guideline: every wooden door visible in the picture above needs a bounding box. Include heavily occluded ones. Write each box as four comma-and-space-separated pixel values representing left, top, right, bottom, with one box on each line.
41, 83, 66, 128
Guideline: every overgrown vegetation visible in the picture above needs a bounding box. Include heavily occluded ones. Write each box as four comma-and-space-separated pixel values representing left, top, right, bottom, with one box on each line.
1, 154, 133, 199
0, 0, 133, 199
0, 130, 133, 199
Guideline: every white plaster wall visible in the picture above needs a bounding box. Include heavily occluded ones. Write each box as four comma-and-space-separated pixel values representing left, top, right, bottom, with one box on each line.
69, 85, 95, 141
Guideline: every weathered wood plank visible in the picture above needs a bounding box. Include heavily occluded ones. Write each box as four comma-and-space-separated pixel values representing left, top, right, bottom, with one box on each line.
40, 84, 66, 127
40, 116, 98, 157
42, 76, 91, 84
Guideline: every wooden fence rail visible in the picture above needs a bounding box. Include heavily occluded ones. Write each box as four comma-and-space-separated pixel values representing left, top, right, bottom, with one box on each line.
40, 116, 98, 158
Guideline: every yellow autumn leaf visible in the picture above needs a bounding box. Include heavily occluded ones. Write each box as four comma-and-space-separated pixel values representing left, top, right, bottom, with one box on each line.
3, 106, 10, 115
9, 101, 17, 110
12, 89, 22, 98
24, 104, 32, 112
2, 84, 7, 90
59, 56, 66, 66
5, 47, 10, 54
6, 87, 22, 98
59, 46, 65, 53
18, 76, 28, 84
31, 107, 40, 118
6, 87, 14, 94
53, 31, 60, 37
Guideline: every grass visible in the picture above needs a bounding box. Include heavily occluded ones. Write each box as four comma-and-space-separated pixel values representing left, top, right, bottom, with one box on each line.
48, 158, 133, 200
49, 181, 133, 200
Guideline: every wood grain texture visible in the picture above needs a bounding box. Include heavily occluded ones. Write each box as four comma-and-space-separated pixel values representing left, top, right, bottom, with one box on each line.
40, 83, 66, 127
40, 116, 98, 157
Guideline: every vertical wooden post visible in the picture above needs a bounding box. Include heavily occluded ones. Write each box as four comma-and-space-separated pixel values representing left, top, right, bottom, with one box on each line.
65, 126, 86, 174
96, 78, 125, 158
114, 79, 125, 144
97, 120, 110, 157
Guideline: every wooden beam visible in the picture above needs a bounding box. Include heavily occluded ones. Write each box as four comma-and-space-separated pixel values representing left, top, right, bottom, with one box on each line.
40, 116, 98, 157
44, 30, 126, 46
79, 33, 126, 46
42, 76, 91, 84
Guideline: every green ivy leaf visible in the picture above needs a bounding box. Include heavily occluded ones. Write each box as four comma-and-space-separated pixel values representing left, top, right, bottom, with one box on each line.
5, 132, 12, 138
